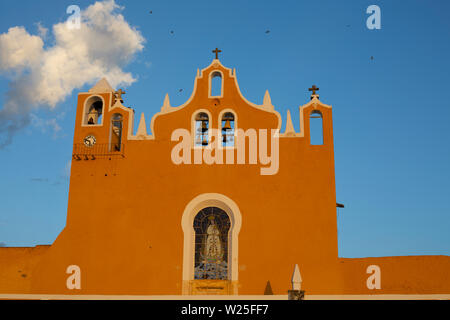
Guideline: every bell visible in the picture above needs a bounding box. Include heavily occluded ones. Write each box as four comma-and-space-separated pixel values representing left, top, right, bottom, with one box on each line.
197, 122, 208, 134
199, 120, 208, 133
222, 120, 231, 131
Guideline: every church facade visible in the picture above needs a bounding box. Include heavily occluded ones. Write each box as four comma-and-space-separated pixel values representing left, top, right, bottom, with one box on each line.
0, 56, 449, 298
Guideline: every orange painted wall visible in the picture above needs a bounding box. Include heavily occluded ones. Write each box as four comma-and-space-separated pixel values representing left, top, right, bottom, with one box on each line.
0, 246, 50, 293
338, 256, 450, 294
0, 59, 449, 296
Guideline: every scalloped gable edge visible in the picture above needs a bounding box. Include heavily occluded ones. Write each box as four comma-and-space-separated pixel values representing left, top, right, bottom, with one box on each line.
129, 61, 334, 140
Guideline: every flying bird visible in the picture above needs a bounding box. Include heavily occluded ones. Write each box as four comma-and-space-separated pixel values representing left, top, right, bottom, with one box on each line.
179, 89, 183, 92
149, 11, 152, 14
265, 30, 270, 34
370, 56, 374, 60
170, 30, 174, 35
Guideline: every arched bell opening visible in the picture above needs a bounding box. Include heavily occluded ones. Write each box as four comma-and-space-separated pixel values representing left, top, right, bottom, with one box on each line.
194, 112, 210, 147
220, 112, 235, 147
84, 96, 104, 125
110, 113, 123, 151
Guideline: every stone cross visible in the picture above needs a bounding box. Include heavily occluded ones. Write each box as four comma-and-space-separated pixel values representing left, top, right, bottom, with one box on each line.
308, 85, 319, 96
212, 48, 222, 60
115, 89, 126, 102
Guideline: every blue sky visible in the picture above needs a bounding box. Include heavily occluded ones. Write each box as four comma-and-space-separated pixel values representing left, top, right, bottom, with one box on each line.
0, 0, 449, 258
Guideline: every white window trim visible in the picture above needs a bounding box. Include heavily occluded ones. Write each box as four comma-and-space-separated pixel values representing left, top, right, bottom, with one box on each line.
81, 95, 106, 127
181, 193, 242, 294
191, 109, 213, 148
208, 70, 224, 98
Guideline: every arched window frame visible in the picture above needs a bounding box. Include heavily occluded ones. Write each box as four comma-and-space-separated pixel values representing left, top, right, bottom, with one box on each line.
208, 70, 224, 98
181, 193, 242, 295
218, 109, 237, 149
192, 109, 212, 148
82, 95, 105, 127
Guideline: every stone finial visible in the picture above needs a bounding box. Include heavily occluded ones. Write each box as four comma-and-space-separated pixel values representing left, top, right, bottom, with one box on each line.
136, 113, 147, 137
292, 264, 302, 290
262, 90, 274, 110
161, 93, 171, 112
285, 110, 295, 136
264, 281, 273, 295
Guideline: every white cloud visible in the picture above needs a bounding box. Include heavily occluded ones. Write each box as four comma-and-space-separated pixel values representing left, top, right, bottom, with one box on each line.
0, 0, 145, 147
0, 26, 44, 71
30, 114, 62, 137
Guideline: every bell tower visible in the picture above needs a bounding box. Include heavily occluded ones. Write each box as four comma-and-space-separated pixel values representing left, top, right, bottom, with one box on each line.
71, 78, 134, 161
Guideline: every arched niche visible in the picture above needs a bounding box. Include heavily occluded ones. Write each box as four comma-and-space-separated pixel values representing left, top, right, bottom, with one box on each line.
181, 193, 242, 294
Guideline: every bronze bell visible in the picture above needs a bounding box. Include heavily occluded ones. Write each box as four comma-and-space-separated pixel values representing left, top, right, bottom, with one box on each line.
201, 121, 208, 132
222, 120, 232, 131
197, 120, 208, 133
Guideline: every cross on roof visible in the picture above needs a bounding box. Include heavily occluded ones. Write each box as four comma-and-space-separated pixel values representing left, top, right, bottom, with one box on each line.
115, 89, 126, 102
212, 48, 222, 60
308, 85, 319, 95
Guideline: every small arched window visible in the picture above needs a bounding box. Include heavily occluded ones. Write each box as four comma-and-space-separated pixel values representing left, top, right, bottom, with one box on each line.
110, 113, 123, 151
85, 96, 103, 125
221, 112, 235, 147
195, 112, 209, 147
310, 110, 323, 145
210, 71, 222, 97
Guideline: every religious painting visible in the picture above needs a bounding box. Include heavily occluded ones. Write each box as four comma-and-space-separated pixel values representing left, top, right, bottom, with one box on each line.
193, 207, 231, 280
